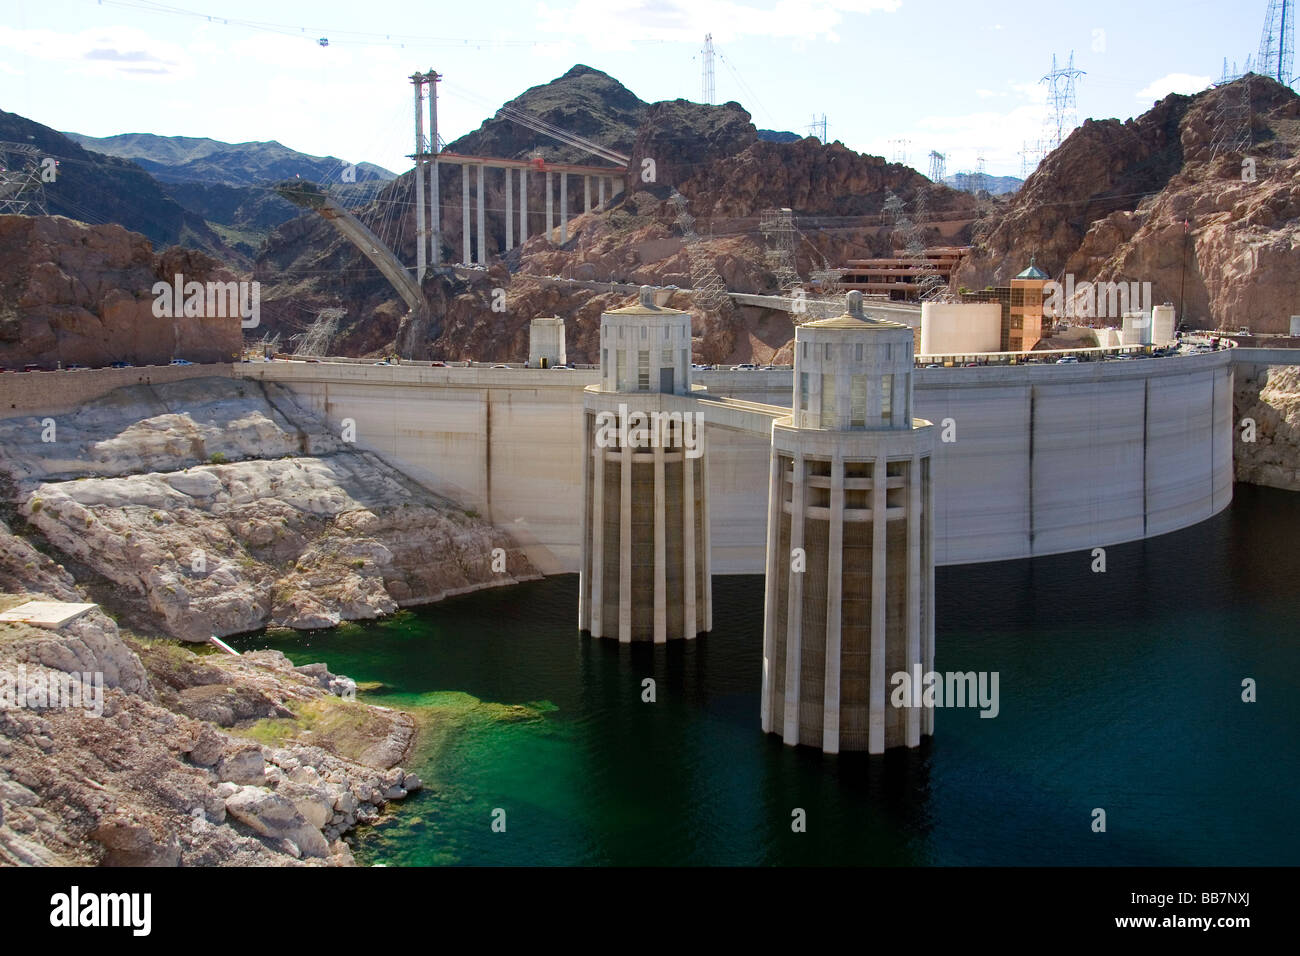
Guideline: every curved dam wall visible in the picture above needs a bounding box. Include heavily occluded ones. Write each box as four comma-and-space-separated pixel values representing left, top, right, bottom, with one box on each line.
237, 352, 1236, 573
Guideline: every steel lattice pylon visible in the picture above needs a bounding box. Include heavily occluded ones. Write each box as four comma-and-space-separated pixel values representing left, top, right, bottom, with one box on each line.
759, 208, 801, 291
884, 191, 946, 302
670, 190, 729, 312
292, 308, 346, 357
0, 142, 48, 216
1209, 74, 1253, 158
1257, 0, 1296, 86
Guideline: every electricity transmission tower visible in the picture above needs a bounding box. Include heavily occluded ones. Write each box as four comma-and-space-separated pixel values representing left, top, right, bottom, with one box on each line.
974, 154, 989, 195
1040, 52, 1086, 151
884, 191, 945, 302
669, 190, 729, 312
891, 138, 910, 165
701, 34, 716, 104
292, 308, 345, 357
927, 150, 946, 183
0, 143, 49, 215
1257, 0, 1295, 85
759, 208, 801, 291
807, 114, 828, 143
1019, 140, 1044, 179
1209, 73, 1254, 158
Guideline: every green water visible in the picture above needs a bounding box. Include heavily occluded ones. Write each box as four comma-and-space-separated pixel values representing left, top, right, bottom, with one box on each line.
232, 484, 1300, 865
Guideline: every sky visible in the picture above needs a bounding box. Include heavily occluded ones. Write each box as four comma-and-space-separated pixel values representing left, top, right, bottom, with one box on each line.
0, 0, 1279, 180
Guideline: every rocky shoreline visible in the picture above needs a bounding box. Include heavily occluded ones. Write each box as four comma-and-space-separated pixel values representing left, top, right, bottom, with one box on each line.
0, 375, 544, 866
0, 598, 425, 865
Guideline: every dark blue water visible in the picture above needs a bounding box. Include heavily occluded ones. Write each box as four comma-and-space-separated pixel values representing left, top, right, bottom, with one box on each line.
233, 484, 1300, 865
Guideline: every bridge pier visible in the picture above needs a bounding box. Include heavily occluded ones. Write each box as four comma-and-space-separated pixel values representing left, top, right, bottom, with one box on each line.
560, 173, 568, 244
461, 165, 470, 265
598, 177, 605, 207
411, 73, 427, 280
546, 171, 553, 242
476, 164, 486, 265
520, 167, 528, 244
505, 167, 513, 252
584, 175, 591, 213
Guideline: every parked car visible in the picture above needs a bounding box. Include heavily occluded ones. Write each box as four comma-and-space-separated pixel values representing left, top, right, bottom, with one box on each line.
731, 363, 758, 371
430, 361, 446, 367
169, 358, 193, 366
925, 363, 942, 368
1055, 356, 1080, 364
491, 364, 509, 369
22, 364, 44, 372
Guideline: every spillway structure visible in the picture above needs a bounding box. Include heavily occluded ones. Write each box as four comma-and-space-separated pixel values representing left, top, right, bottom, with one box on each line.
761, 291, 936, 754
578, 286, 712, 642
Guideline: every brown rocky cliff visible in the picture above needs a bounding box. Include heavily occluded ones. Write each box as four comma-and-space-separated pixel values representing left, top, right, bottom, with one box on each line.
958, 76, 1300, 333
0, 215, 244, 368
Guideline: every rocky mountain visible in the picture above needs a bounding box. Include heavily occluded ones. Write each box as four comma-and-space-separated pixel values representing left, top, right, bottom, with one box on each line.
956, 74, 1300, 333
251, 65, 977, 363
0, 108, 243, 265
0, 216, 243, 369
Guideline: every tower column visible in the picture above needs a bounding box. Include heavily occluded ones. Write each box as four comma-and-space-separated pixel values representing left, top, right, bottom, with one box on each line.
619, 437, 633, 643
782, 452, 806, 746
906, 452, 923, 747
653, 439, 667, 644
584, 175, 591, 213
505, 167, 513, 252
428, 70, 441, 267
761, 443, 781, 734
590, 441, 605, 637
923, 456, 936, 737
822, 448, 845, 754
683, 448, 698, 640
598, 177, 606, 207
869, 453, 888, 754
579, 417, 591, 632
412, 74, 427, 280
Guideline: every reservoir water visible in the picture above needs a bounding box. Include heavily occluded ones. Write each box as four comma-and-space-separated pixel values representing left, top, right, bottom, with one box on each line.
232, 484, 1299, 865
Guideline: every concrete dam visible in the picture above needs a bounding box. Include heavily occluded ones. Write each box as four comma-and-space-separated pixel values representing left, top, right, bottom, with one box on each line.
231, 346, 1278, 576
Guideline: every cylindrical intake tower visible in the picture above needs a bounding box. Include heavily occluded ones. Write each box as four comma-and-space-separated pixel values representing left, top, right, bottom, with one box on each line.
579, 287, 711, 642
762, 291, 935, 754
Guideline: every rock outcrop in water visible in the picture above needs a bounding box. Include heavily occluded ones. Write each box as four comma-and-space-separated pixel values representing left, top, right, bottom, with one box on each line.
0, 596, 423, 866
1234, 364, 1300, 491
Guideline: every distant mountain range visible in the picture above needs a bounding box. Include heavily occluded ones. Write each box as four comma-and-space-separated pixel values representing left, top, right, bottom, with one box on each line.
0, 107, 242, 263
62, 132, 394, 187
944, 172, 1023, 195
757, 129, 802, 143
59, 132, 395, 258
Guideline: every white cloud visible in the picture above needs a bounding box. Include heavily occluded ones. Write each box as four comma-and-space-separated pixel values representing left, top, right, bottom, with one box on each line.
0, 25, 190, 79
1136, 72, 1211, 100
534, 0, 901, 47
